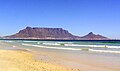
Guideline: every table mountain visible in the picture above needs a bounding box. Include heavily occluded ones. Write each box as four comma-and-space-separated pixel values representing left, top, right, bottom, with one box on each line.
6, 27, 108, 40
7, 27, 80, 39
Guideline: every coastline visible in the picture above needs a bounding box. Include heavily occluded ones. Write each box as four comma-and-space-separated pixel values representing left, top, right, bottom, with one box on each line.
0, 42, 72, 71
32, 49, 119, 71
0, 41, 120, 71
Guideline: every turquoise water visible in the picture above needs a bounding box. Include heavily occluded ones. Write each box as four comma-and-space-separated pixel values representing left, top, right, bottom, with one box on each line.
1, 40, 120, 55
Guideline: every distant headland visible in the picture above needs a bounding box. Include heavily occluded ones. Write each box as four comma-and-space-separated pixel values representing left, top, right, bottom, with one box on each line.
4, 27, 108, 40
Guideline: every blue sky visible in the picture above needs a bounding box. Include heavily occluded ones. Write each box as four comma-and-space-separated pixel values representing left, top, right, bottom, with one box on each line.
0, 0, 120, 38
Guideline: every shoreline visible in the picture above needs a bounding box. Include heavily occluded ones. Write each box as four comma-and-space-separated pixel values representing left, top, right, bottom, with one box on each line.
32, 49, 119, 71
0, 42, 72, 71
0, 41, 120, 71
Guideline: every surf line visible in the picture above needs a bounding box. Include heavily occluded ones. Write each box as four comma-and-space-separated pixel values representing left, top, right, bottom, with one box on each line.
22, 43, 120, 54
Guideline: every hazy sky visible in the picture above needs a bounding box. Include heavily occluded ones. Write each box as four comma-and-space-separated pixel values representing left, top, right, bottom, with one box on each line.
0, 0, 120, 38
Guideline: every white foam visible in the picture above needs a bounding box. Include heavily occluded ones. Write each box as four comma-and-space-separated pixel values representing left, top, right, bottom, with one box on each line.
42, 42, 60, 46
89, 49, 120, 54
22, 43, 81, 51
107, 46, 120, 48
65, 44, 120, 48
5, 41, 13, 42
22, 43, 120, 54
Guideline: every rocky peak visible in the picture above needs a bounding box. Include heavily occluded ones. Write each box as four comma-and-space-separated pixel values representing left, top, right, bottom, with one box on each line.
81, 32, 108, 40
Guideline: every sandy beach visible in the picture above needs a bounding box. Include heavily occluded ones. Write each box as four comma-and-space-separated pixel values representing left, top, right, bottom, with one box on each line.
0, 49, 72, 71
0, 0, 120, 70
32, 49, 119, 71
0, 41, 120, 71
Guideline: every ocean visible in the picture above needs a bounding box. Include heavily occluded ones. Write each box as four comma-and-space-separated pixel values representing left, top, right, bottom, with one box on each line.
2, 39, 120, 54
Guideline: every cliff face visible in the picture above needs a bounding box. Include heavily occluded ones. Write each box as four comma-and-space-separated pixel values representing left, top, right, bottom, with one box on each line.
81, 32, 108, 40
7, 27, 79, 39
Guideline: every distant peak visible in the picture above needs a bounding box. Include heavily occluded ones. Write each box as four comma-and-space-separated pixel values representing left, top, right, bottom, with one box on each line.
81, 32, 108, 40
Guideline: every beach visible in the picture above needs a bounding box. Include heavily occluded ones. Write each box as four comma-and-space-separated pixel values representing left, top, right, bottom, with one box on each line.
0, 40, 120, 71
0, 41, 73, 71
0, 0, 120, 71
0, 49, 72, 71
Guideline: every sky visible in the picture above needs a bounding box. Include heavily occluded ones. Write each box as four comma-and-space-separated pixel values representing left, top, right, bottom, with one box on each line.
0, 0, 120, 38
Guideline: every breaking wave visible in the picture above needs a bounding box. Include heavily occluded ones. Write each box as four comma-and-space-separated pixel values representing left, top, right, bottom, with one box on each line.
22, 43, 120, 54
64, 44, 120, 48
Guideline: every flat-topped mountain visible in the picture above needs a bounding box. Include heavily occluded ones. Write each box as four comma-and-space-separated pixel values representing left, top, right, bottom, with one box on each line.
81, 32, 108, 40
6, 27, 108, 40
6, 27, 79, 39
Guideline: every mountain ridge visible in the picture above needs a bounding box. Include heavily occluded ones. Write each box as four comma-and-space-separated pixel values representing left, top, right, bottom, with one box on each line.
6, 27, 80, 40
5, 27, 108, 40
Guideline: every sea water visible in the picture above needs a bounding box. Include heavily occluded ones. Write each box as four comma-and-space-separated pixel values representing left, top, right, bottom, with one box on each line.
1, 40, 120, 55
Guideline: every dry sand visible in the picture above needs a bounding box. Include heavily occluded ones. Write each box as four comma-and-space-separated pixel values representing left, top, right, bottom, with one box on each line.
0, 50, 74, 71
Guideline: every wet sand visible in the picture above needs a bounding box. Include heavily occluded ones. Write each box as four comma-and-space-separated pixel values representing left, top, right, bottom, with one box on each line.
32, 49, 120, 71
